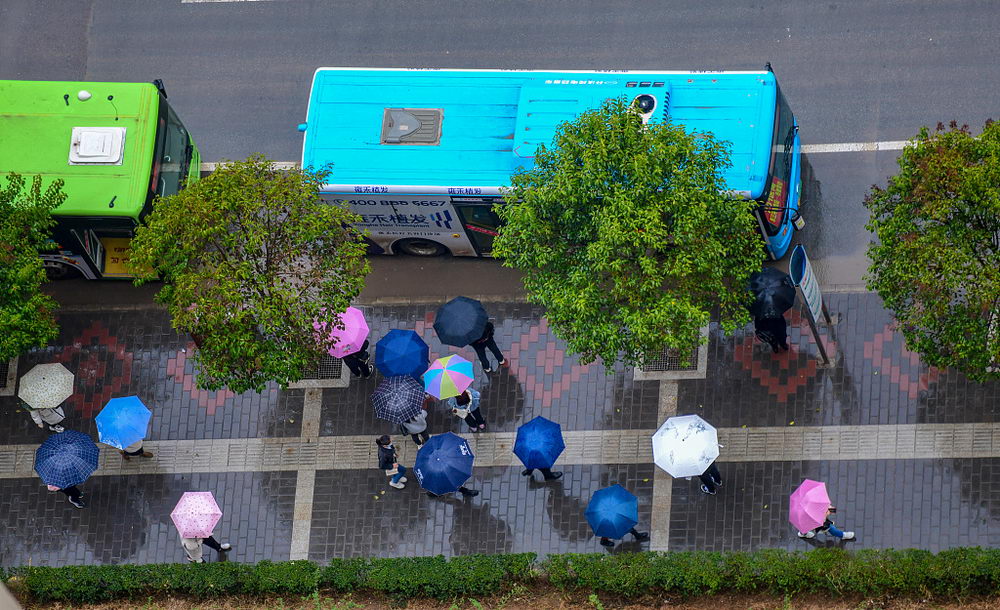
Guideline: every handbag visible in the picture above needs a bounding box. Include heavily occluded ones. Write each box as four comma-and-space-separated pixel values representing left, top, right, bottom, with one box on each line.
452, 407, 470, 419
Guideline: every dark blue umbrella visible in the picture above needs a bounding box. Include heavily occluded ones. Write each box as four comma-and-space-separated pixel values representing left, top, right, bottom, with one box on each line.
413, 432, 475, 495
513, 416, 565, 469
433, 296, 489, 347
748, 267, 796, 318
371, 375, 426, 424
375, 330, 430, 378
34, 430, 100, 488
95, 396, 152, 450
585, 484, 639, 539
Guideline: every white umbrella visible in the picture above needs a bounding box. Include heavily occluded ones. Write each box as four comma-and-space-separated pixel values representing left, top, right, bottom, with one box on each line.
18, 363, 75, 410
651, 414, 720, 478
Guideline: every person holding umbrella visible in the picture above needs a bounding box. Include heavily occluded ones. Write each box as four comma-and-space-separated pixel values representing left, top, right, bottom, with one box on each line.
372, 375, 431, 445
514, 416, 565, 481
471, 322, 508, 374
651, 414, 722, 496
171, 491, 232, 562
414, 432, 480, 498
342, 340, 374, 379
748, 268, 796, 353
790, 479, 856, 541
585, 484, 649, 548
19, 363, 76, 433
96, 396, 154, 460
433, 297, 507, 374
446, 388, 487, 433
35, 430, 99, 509
316, 307, 372, 378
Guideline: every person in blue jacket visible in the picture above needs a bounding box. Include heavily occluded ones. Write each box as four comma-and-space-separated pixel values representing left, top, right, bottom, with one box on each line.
447, 388, 486, 432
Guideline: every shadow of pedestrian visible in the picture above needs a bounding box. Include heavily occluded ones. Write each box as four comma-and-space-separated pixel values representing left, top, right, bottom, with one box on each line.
529, 478, 593, 543
448, 497, 513, 556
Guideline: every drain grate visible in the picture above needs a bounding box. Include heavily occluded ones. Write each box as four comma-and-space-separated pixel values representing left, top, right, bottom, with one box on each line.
641, 346, 700, 372
0, 359, 8, 389
298, 354, 344, 380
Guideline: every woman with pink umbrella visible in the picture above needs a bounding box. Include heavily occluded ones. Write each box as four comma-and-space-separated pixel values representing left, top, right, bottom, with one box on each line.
790, 479, 856, 541
171, 491, 233, 563
315, 307, 372, 378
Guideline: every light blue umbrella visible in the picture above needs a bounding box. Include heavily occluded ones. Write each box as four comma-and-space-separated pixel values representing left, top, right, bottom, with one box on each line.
34, 430, 99, 488
95, 396, 152, 450
513, 416, 565, 469
585, 484, 639, 539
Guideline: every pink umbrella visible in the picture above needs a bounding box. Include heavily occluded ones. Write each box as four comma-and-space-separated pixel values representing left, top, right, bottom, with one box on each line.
788, 479, 832, 533
314, 307, 369, 358
170, 491, 223, 538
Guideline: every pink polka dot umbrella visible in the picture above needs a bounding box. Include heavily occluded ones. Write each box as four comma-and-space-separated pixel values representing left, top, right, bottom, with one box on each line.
170, 491, 223, 538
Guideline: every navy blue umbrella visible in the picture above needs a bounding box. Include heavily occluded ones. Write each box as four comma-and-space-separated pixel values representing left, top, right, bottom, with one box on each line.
371, 375, 426, 424
585, 484, 639, 539
433, 297, 489, 347
413, 432, 475, 495
375, 329, 430, 378
34, 430, 100, 489
513, 416, 565, 469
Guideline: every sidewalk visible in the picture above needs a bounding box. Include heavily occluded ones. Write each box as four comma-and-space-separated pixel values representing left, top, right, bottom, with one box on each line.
1, 292, 998, 567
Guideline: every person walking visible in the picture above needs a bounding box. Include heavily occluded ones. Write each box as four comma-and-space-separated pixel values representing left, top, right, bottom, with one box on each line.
29, 405, 66, 433
446, 388, 486, 432
797, 506, 855, 541
471, 321, 508, 373
47, 483, 85, 509
699, 462, 723, 495
120, 439, 154, 461
522, 467, 563, 481
754, 315, 790, 353
600, 527, 649, 548
400, 408, 430, 446
180, 534, 233, 563
342, 339, 374, 378
426, 485, 479, 498
376, 435, 408, 489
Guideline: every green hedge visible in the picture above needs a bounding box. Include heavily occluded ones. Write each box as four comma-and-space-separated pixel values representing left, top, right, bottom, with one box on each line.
7, 549, 1000, 604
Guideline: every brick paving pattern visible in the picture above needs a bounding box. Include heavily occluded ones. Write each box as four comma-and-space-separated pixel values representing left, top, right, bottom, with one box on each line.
1, 292, 999, 568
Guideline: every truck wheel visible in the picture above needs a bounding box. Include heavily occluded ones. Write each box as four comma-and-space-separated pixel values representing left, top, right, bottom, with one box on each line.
44, 262, 81, 280
395, 239, 448, 257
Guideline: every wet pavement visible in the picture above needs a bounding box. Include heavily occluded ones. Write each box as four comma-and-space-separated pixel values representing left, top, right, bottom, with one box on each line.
1, 291, 999, 568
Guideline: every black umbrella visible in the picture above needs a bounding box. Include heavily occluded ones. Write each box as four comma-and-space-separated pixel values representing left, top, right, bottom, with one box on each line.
433, 296, 489, 347
748, 267, 796, 318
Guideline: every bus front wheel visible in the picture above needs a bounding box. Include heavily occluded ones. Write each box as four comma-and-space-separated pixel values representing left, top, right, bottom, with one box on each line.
44, 261, 82, 280
395, 239, 448, 257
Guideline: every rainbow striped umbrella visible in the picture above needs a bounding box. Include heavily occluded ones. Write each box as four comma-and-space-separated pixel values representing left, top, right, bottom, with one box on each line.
423, 355, 474, 399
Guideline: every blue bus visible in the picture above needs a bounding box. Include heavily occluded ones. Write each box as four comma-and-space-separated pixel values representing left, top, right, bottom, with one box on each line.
299, 66, 802, 260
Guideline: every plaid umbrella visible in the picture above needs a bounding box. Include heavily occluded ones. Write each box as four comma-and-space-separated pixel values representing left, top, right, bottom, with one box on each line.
18, 363, 75, 410
170, 491, 223, 538
34, 430, 99, 488
371, 375, 426, 424
423, 354, 474, 399
433, 296, 489, 347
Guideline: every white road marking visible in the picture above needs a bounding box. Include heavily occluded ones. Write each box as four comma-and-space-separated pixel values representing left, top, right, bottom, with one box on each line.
197, 141, 909, 173
182, 0, 275, 3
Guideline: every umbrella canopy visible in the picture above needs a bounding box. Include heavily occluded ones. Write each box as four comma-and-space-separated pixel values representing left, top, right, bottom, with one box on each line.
651, 414, 720, 478
34, 430, 99, 488
748, 267, 797, 318
433, 296, 489, 347
371, 375, 426, 424
95, 396, 152, 450
314, 307, 370, 358
424, 355, 474, 399
789, 479, 832, 533
413, 432, 475, 495
513, 416, 566, 469
375, 329, 430, 378
18, 363, 75, 410
585, 484, 638, 539
170, 491, 223, 538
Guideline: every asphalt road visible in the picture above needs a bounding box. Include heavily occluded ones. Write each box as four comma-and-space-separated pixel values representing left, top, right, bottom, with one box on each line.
5, 0, 998, 293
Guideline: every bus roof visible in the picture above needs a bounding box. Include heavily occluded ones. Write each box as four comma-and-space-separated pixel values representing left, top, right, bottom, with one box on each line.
301, 67, 778, 197
0, 80, 159, 219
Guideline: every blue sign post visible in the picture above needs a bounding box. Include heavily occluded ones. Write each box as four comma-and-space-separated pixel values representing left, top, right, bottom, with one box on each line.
789, 245, 832, 365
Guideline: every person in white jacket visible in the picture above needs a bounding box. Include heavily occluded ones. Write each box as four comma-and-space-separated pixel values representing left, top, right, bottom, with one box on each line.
29, 406, 66, 433
180, 534, 232, 563
120, 438, 153, 460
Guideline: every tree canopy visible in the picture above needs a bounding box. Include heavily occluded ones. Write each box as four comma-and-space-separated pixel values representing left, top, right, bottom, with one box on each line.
865, 121, 1000, 381
0, 173, 64, 361
493, 97, 765, 368
128, 155, 370, 393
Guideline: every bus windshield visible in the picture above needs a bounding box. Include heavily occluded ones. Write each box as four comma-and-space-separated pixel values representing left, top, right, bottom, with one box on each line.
149, 100, 191, 201
758, 89, 796, 236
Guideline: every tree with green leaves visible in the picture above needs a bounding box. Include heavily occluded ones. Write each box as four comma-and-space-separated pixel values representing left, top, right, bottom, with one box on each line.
494, 98, 765, 368
129, 155, 370, 393
0, 173, 65, 361
865, 121, 1000, 381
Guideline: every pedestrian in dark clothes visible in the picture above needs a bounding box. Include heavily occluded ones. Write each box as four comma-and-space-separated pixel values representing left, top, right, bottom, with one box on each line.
699, 462, 723, 495
446, 388, 487, 432
376, 435, 408, 489
600, 527, 650, 548
342, 339, 374, 378
426, 486, 479, 498
471, 321, 508, 373
522, 467, 563, 481
797, 506, 856, 541
399, 409, 430, 446
47, 483, 85, 509
754, 315, 790, 353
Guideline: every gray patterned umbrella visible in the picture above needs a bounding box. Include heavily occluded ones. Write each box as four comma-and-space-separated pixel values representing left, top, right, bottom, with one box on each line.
371, 375, 426, 424
18, 363, 75, 410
